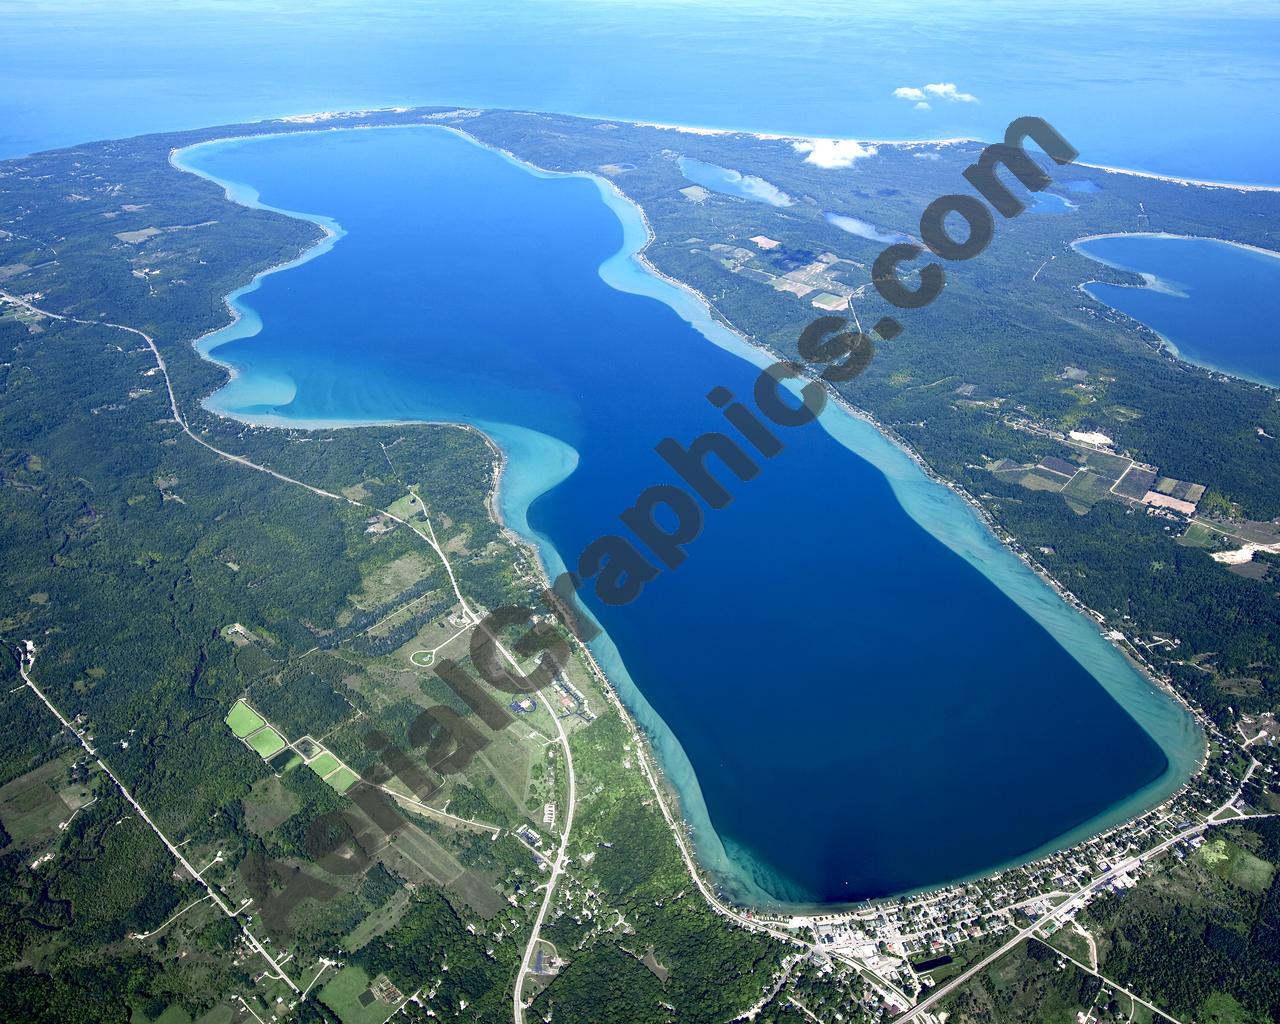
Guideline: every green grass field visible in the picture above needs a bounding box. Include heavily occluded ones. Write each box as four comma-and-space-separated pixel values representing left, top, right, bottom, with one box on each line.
1081, 449, 1131, 480
318, 965, 397, 1024
132, 1000, 234, 1024
409, 649, 435, 667
247, 727, 287, 759
1019, 468, 1068, 492
1201, 991, 1266, 1024
327, 765, 361, 793
307, 752, 341, 778
1048, 925, 1094, 967
1062, 470, 1117, 508
1179, 522, 1220, 548
0, 754, 90, 846
225, 699, 265, 738
1199, 838, 1275, 893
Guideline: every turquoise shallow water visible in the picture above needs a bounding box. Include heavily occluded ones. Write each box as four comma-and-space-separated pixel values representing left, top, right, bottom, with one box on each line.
1075, 234, 1280, 388
178, 126, 1201, 907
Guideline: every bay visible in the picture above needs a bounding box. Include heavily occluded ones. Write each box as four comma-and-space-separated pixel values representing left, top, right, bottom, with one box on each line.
1076, 233, 1280, 389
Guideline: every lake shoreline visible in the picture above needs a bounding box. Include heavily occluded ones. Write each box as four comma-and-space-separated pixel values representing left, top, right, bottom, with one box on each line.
171, 121, 1205, 916
1073, 232, 1280, 390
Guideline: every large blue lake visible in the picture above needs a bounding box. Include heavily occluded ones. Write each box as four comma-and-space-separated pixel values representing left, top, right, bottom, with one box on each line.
179, 127, 1202, 906
1075, 234, 1280, 388
5, 1, 1280, 186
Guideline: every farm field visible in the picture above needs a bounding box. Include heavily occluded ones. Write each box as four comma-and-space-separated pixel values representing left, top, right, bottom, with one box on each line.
225, 699, 265, 738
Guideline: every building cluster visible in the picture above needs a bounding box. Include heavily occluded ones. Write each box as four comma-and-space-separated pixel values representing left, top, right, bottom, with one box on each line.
733, 712, 1270, 1007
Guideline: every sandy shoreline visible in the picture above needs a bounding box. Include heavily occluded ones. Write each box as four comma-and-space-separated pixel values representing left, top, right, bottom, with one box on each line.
225, 105, 1280, 192
1074, 159, 1280, 194
1074, 230, 1280, 261
578, 111, 1280, 191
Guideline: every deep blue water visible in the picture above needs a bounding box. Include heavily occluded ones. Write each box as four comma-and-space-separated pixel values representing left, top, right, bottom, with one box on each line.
181, 127, 1185, 904
1076, 234, 1280, 388
3, 1, 1280, 186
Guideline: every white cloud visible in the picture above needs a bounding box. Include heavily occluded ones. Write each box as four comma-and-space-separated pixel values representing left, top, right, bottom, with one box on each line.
913, 151, 942, 160
792, 138, 879, 169
893, 81, 979, 108
825, 212, 911, 245
923, 82, 978, 103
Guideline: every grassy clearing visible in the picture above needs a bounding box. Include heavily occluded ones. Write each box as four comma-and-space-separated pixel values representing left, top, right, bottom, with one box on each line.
349, 551, 433, 611
1199, 838, 1275, 893
225, 699, 265, 738
318, 965, 397, 1024
1081, 449, 1131, 480
242, 774, 299, 836
327, 765, 361, 793
1062, 470, 1116, 507
1201, 991, 1267, 1024
1048, 925, 1092, 965
247, 727, 287, 759
1179, 522, 1220, 548
0, 753, 93, 847
342, 886, 413, 952
385, 493, 422, 522
307, 751, 341, 778
1019, 469, 1068, 492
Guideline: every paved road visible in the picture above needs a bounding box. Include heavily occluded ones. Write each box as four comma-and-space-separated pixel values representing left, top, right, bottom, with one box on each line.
897, 807, 1276, 1023
17, 645, 299, 992
1044, 938, 1183, 1024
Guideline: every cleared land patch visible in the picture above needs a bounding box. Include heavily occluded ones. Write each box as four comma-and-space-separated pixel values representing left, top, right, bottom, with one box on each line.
307, 751, 341, 778
319, 964, 398, 1024
0, 753, 93, 848
327, 765, 361, 793
225, 699, 265, 738
247, 726, 287, 759
1199, 838, 1275, 893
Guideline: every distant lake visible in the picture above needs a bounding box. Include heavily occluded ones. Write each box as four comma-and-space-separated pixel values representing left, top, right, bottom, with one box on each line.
678, 156, 792, 205
181, 127, 1200, 907
1075, 233, 1280, 389
1029, 191, 1077, 214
